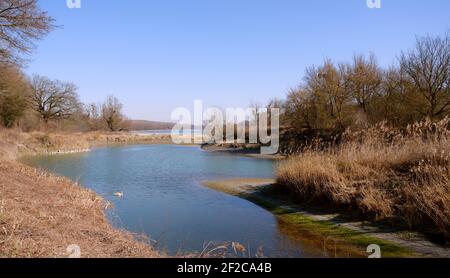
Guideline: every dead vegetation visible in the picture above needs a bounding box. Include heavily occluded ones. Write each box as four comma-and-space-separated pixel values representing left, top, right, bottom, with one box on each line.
0, 128, 171, 258
277, 118, 450, 242
0, 160, 161, 258
0, 128, 173, 159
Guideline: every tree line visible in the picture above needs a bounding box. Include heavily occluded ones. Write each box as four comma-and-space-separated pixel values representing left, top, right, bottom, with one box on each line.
1, 1, 449, 137
273, 33, 449, 135
0, 0, 127, 131
0, 68, 128, 131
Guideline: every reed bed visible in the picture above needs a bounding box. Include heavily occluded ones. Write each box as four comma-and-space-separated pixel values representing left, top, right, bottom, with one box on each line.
277, 118, 450, 241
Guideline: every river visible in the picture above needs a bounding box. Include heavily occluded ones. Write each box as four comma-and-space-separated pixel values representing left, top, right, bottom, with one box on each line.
22, 144, 325, 257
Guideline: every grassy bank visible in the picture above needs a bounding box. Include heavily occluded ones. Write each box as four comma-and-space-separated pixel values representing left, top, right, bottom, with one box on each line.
0, 129, 166, 258
277, 118, 450, 242
0, 128, 174, 159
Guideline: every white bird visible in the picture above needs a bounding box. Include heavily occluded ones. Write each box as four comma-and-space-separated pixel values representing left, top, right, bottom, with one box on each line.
113, 192, 123, 198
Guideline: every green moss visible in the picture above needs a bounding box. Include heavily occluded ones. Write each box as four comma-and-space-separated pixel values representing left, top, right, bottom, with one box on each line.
243, 193, 415, 258
203, 180, 418, 257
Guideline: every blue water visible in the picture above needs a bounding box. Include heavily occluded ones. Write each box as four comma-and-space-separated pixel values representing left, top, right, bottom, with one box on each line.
22, 144, 324, 257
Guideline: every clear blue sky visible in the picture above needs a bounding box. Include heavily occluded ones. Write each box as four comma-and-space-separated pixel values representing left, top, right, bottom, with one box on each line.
26, 0, 450, 122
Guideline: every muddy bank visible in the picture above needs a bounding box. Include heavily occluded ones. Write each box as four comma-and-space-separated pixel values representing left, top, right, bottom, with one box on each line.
202, 178, 450, 258
201, 144, 285, 160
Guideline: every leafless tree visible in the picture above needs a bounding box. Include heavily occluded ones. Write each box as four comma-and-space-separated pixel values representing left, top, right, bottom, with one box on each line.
0, 64, 29, 127
267, 98, 283, 112
400, 34, 450, 119
306, 60, 351, 129
29, 75, 81, 124
249, 100, 262, 123
101, 95, 124, 131
348, 54, 382, 113
267, 98, 283, 125
83, 102, 103, 131
85, 103, 100, 120
0, 0, 54, 65
284, 87, 316, 130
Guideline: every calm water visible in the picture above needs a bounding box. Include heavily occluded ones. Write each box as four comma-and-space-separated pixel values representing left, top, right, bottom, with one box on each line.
22, 145, 324, 257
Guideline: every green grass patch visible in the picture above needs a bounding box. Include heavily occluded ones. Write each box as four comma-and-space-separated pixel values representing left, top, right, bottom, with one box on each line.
244, 193, 415, 258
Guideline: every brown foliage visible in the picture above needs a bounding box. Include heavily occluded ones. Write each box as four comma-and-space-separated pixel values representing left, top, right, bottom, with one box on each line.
282, 34, 449, 135
0, 64, 29, 127
277, 118, 450, 240
101, 95, 126, 132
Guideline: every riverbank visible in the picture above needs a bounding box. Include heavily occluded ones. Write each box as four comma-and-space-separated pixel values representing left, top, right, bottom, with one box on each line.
277, 120, 450, 244
0, 160, 163, 258
0, 129, 167, 258
201, 144, 285, 160
3, 128, 448, 258
0, 129, 176, 160
203, 178, 450, 258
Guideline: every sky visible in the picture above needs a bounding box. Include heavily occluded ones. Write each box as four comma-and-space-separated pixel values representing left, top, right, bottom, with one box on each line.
25, 0, 450, 122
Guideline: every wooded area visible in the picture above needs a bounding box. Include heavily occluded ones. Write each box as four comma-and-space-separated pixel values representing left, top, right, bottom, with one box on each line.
281, 34, 449, 132
1, 1, 449, 139
0, 0, 128, 132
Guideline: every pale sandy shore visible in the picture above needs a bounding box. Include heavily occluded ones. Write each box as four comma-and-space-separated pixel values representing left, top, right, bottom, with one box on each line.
201, 144, 285, 160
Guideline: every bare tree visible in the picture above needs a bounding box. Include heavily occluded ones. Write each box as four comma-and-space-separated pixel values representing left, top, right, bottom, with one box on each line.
29, 75, 81, 124
284, 87, 316, 130
348, 54, 382, 113
83, 102, 103, 131
306, 60, 351, 129
101, 95, 124, 131
0, 64, 29, 127
400, 34, 450, 119
249, 100, 262, 123
0, 0, 54, 65
267, 98, 283, 124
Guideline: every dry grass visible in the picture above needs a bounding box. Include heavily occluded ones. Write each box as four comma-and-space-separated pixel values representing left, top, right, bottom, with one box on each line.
0, 128, 168, 257
0, 160, 161, 258
82, 131, 173, 146
0, 128, 90, 159
277, 118, 450, 240
0, 128, 173, 159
